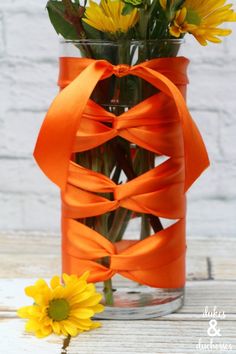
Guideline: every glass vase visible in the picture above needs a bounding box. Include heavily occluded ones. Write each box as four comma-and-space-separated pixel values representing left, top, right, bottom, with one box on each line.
60, 39, 185, 319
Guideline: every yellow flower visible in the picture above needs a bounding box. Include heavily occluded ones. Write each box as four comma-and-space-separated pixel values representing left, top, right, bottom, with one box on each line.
83, 0, 139, 37
17, 273, 104, 338
169, 0, 236, 45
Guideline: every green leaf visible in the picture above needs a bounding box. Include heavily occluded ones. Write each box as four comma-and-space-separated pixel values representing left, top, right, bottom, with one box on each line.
83, 22, 102, 40
46, 0, 79, 39
122, 3, 135, 16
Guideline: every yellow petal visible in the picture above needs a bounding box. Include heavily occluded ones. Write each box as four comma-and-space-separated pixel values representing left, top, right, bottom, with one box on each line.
35, 326, 52, 338
91, 303, 104, 314
178, 8, 187, 24
51, 321, 61, 334
91, 321, 102, 329
17, 306, 32, 318
25, 319, 41, 332
62, 321, 80, 337
78, 271, 90, 282
169, 25, 182, 37
50, 275, 61, 289
72, 308, 95, 319
74, 293, 103, 308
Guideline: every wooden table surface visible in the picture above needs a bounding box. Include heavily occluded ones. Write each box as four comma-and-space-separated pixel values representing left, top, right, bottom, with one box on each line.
1, 233, 236, 354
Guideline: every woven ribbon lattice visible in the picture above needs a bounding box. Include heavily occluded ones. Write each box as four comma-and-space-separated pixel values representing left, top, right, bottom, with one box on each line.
34, 57, 209, 288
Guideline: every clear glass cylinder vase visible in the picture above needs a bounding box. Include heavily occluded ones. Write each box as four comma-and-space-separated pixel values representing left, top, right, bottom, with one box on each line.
60, 39, 185, 319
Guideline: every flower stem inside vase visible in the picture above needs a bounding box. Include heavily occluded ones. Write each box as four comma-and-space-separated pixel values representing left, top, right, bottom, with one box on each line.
72, 39, 184, 307
103, 279, 114, 306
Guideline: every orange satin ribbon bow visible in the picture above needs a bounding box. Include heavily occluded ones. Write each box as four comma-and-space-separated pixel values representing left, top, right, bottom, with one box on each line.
34, 56, 209, 288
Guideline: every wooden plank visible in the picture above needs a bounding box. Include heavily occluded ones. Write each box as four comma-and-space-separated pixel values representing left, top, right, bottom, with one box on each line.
0, 232, 60, 255
0, 232, 209, 281
1, 280, 236, 316
0, 254, 61, 278
1, 233, 235, 281
186, 237, 236, 258
179, 281, 236, 314
0, 254, 208, 280
0, 233, 236, 353
186, 257, 208, 281
0, 318, 61, 354
1, 318, 236, 354
211, 257, 236, 281
2, 233, 236, 258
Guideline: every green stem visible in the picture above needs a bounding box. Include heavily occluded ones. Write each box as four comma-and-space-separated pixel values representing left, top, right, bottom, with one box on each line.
108, 208, 132, 243
103, 278, 114, 306
141, 214, 150, 240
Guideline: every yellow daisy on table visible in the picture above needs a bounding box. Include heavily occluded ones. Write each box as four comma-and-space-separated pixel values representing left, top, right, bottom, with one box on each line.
167, 0, 236, 45
83, 0, 139, 37
17, 272, 104, 338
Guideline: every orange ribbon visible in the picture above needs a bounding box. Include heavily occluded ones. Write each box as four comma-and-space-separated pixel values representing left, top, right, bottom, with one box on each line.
34, 56, 209, 288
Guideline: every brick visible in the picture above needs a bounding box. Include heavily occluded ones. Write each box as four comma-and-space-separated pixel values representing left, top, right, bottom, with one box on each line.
189, 110, 222, 160
188, 160, 236, 201
0, 193, 24, 230
0, 192, 60, 231
1, 0, 236, 234
22, 194, 60, 231
0, 158, 58, 195
184, 35, 227, 65
0, 0, 42, 11
216, 162, 236, 199
187, 162, 219, 201
0, 12, 5, 57
187, 65, 236, 112
5, 10, 58, 59
225, 21, 236, 58
1, 59, 58, 111
0, 60, 12, 113
1, 110, 47, 157
187, 200, 236, 238
220, 111, 236, 161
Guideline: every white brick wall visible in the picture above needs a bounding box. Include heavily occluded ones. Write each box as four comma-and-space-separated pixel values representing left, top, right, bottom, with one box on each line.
0, 0, 236, 236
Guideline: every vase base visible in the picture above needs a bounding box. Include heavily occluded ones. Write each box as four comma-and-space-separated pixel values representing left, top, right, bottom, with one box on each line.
94, 277, 184, 320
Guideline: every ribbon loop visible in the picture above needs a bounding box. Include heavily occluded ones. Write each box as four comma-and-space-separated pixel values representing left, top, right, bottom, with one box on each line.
34, 56, 210, 289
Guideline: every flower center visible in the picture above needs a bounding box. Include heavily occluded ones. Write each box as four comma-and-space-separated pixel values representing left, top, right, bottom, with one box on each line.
186, 9, 201, 25
48, 299, 70, 321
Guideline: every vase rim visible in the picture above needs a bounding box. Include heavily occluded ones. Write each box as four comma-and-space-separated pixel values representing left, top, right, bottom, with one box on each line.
60, 38, 184, 46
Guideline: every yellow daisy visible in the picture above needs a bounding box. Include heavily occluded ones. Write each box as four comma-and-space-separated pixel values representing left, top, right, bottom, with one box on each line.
83, 0, 139, 37
169, 0, 236, 45
17, 272, 104, 338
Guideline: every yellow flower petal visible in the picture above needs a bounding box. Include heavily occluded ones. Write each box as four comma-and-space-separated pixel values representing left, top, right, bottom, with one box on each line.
71, 308, 95, 319
68, 317, 93, 330
90, 303, 104, 313
83, 0, 139, 37
25, 319, 42, 332
78, 271, 90, 281
62, 321, 79, 337
73, 293, 103, 308
170, 0, 236, 45
91, 321, 102, 329
17, 306, 32, 318
18, 273, 104, 338
51, 321, 61, 334
50, 275, 61, 289
35, 326, 52, 338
